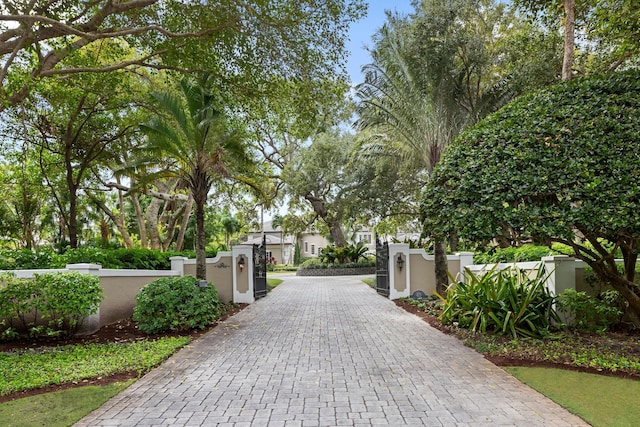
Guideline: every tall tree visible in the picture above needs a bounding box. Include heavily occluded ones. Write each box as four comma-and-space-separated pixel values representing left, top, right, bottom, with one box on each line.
282, 131, 365, 247
355, 0, 560, 293
135, 74, 256, 280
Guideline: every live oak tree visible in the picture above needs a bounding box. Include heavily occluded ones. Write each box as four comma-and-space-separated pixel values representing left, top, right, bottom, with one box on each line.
422, 70, 640, 325
0, 0, 365, 117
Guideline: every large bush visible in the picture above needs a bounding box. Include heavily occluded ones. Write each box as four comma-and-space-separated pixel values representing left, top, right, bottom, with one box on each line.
422, 70, 640, 325
439, 266, 558, 338
0, 271, 103, 339
133, 276, 220, 334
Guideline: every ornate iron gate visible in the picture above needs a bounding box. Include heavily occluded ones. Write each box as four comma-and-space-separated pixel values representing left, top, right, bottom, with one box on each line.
376, 239, 390, 297
253, 235, 267, 299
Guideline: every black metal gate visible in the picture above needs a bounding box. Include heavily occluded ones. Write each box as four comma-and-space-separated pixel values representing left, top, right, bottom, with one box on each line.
253, 235, 267, 299
376, 239, 390, 297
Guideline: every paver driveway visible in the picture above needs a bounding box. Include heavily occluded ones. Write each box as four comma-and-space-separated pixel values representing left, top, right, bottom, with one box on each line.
76, 275, 589, 426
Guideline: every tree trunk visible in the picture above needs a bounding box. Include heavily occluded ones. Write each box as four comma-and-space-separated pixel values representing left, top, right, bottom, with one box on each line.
68, 184, 79, 249
194, 191, 207, 281
145, 198, 163, 250
175, 195, 193, 252
90, 194, 134, 248
131, 192, 147, 249
448, 230, 459, 253
434, 239, 449, 296
562, 0, 576, 80
329, 222, 347, 247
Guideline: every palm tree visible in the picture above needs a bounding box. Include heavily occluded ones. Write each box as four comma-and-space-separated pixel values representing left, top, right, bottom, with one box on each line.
136, 74, 254, 280
355, 3, 523, 294
355, 19, 462, 294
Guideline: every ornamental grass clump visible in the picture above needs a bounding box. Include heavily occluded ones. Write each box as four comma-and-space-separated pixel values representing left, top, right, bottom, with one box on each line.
133, 276, 220, 334
439, 265, 559, 338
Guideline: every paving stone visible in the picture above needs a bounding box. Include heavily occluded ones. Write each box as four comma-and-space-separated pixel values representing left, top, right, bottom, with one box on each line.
74, 276, 589, 427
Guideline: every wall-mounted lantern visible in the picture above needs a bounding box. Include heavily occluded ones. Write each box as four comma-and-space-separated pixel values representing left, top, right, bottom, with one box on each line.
396, 253, 405, 271
238, 255, 246, 272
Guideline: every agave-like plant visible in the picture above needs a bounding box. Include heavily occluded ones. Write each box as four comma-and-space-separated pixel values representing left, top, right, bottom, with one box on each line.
439, 264, 559, 338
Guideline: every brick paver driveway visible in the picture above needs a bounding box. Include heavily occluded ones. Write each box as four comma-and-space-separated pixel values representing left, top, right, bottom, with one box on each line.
76, 275, 589, 426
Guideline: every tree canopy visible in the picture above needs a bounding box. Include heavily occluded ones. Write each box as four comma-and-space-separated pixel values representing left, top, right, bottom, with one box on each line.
421, 70, 640, 322
0, 0, 365, 118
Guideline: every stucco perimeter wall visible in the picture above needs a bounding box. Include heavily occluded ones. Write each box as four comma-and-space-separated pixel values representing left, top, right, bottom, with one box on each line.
180, 253, 234, 303
99, 270, 179, 327
407, 251, 466, 298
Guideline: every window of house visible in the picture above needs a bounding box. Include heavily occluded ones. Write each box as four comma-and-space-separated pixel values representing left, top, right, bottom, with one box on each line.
311, 244, 315, 255
360, 234, 371, 244
304, 241, 309, 253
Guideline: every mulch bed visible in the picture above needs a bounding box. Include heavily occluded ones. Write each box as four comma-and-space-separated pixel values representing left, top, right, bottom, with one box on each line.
0, 304, 247, 403
395, 299, 640, 382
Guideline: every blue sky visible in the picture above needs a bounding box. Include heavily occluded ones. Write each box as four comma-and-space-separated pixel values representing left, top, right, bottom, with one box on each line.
345, 0, 415, 85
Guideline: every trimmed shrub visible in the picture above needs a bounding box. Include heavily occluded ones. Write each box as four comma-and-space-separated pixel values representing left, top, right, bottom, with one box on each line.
0, 247, 219, 270
0, 271, 103, 339
439, 265, 558, 338
298, 258, 375, 270
133, 276, 220, 334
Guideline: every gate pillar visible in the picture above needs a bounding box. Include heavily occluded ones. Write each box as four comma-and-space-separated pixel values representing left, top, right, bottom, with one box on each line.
388, 244, 410, 300
232, 245, 254, 304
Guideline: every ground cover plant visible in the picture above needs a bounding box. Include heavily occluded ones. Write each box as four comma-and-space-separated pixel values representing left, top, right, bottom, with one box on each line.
438, 265, 558, 338
0, 338, 188, 396
398, 298, 640, 379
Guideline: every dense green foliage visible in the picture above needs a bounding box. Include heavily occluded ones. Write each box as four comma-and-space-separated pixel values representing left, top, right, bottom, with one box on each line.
473, 245, 556, 264
132, 276, 221, 334
439, 266, 558, 338
0, 337, 188, 396
318, 242, 369, 264
422, 70, 640, 322
0, 247, 216, 271
0, 272, 103, 339
556, 289, 625, 332
298, 259, 375, 270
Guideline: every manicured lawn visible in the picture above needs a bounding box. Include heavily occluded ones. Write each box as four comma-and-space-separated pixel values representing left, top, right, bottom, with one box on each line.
0, 381, 133, 427
267, 278, 283, 291
362, 277, 375, 287
505, 367, 640, 427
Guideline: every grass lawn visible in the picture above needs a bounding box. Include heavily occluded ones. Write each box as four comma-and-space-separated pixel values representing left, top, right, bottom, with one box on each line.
505, 367, 640, 427
267, 277, 283, 291
0, 381, 133, 427
362, 277, 375, 287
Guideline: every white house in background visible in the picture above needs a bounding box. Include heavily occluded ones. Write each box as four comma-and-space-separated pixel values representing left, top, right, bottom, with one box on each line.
243, 220, 381, 264
244, 221, 295, 264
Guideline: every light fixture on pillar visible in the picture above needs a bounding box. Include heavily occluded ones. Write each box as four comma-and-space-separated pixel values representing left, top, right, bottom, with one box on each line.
396, 253, 405, 271
238, 255, 246, 272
